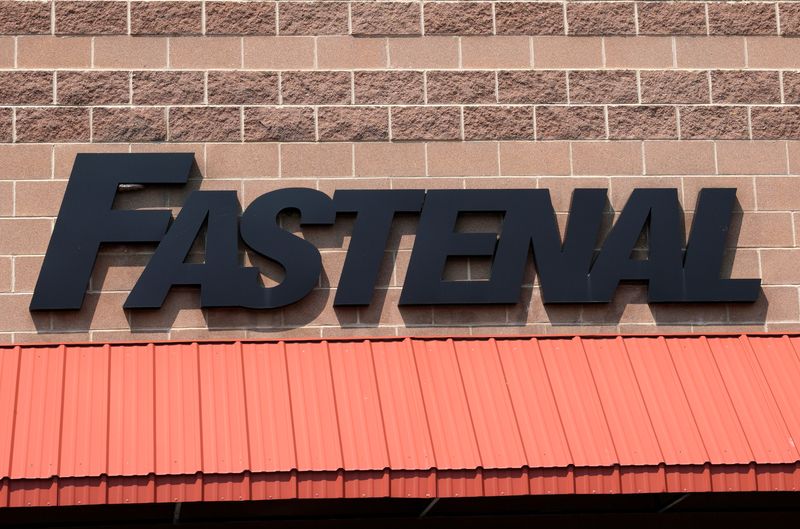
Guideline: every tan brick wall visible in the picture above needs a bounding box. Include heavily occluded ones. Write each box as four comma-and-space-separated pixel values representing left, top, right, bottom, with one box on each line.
1, 0, 800, 342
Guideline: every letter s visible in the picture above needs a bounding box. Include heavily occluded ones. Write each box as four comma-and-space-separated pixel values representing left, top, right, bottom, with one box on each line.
239, 188, 335, 309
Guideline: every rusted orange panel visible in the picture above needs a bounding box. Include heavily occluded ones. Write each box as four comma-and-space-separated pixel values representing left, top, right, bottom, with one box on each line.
198, 342, 249, 474
495, 339, 572, 468
108, 344, 155, 477
371, 339, 435, 470
453, 339, 527, 469
666, 337, 753, 464
623, 337, 708, 465
582, 337, 663, 466
411, 339, 482, 470
285, 342, 343, 472
709, 336, 799, 463
60, 345, 109, 478
241, 342, 296, 472
154, 343, 202, 475
11, 346, 65, 479
328, 341, 390, 470
749, 336, 800, 451
537, 337, 618, 467
3, 333, 800, 509
0, 347, 20, 479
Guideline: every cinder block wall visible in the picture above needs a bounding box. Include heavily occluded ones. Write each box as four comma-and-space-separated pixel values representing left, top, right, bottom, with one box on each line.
1, 0, 800, 342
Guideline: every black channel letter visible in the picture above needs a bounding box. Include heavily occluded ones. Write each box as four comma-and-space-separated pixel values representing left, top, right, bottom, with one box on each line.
30, 153, 195, 311
124, 191, 259, 309
333, 190, 425, 306
239, 188, 336, 309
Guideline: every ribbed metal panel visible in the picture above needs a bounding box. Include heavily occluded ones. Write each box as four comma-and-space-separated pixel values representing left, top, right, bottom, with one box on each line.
2, 333, 800, 508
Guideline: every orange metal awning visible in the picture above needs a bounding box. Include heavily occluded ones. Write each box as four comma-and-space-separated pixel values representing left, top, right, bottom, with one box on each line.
2, 334, 800, 508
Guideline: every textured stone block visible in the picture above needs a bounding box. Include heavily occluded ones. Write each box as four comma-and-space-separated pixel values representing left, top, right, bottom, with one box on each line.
424, 2, 493, 35
206, 1, 276, 35
130, 1, 202, 35
282, 71, 351, 105
57, 71, 129, 105
640, 70, 710, 103
495, 2, 564, 35
279, 2, 348, 35
390, 106, 461, 141
244, 107, 316, 142
132, 71, 204, 105
92, 108, 167, 142
426, 71, 496, 104
169, 107, 241, 142
463, 106, 534, 140
354, 71, 424, 104
56, 1, 127, 35
497, 71, 566, 103
0, 72, 52, 105
351, 2, 420, 35
536, 106, 606, 140
679, 106, 749, 139
207, 71, 279, 105
318, 107, 389, 141
567, 2, 635, 35
16, 107, 89, 143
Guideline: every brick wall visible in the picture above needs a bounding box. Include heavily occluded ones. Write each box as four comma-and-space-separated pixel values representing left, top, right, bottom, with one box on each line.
1, 0, 800, 342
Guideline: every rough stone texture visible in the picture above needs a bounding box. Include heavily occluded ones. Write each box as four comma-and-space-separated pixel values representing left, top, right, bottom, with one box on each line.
640, 71, 710, 104
494, 2, 564, 35
132, 71, 205, 105
782, 72, 800, 103
497, 71, 566, 103
751, 107, 800, 139
0, 108, 10, 142
206, 1, 276, 35
637, 2, 707, 35
282, 71, 351, 105
244, 107, 316, 142
569, 71, 637, 104
56, 1, 127, 35
168, 107, 241, 142
0, 1, 51, 34
426, 71, 496, 104
318, 107, 389, 141
92, 108, 167, 142
0, 72, 52, 105
711, 71, 781, 104
57, 71, 129, 105
354, 71, 424, 104
780, 3, 800, 35
608, 106, 678, 139
567, 2, 636, 35
536, 106, 606, 140
390, 106, 461, 140
463, 106, 534, 140
679, 106, 750, 139
424, 2, 493, 35
207, 72, 279, 104
708, 2, 777, 35
351, 2, 421, 36
16, 107, 90, 142
130, 1, 202, 35
278, 2, 349, 36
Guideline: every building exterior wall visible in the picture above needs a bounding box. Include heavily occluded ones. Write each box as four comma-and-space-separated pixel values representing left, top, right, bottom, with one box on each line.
0, 0, 799, 342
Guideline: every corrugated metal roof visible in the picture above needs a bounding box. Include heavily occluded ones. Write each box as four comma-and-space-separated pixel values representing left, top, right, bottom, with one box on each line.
2, 333, 800, 507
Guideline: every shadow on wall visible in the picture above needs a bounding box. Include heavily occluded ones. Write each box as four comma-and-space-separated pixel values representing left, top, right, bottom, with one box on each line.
29, 177, 768, 340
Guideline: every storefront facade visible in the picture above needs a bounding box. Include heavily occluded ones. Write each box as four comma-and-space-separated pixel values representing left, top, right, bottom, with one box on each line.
1, 0, 800, 525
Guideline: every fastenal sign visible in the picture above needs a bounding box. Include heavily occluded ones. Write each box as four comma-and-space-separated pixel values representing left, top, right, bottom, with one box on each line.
30, 153, 760, 312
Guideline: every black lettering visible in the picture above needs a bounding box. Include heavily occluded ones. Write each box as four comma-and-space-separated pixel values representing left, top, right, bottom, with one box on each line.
124, 191, 258, 309
30, 153, 194, 311
239, 188, 335, 309
333, 190, 425, 306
